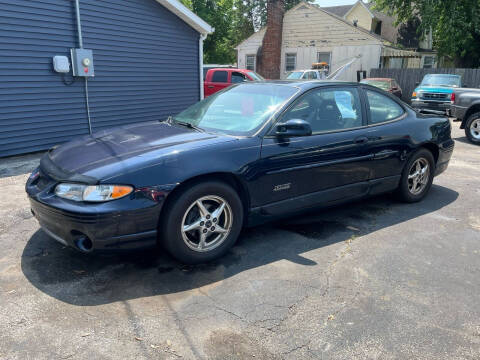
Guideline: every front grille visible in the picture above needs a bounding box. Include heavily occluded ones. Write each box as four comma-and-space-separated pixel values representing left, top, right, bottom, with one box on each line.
421, 92, 448, 100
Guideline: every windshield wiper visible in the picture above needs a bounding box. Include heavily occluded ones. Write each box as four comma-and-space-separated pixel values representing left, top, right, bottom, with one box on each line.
173, 120, 204, 132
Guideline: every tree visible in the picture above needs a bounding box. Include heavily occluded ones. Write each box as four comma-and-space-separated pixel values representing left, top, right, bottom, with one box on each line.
181, 0, 237, 64
181, 0, 315, 65
397, 17, 421, 49
372, 0, 480, 67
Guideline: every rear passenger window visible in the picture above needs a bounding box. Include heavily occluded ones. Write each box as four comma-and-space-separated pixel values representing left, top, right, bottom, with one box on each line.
366, 90, 404, 124
212, 71, 228, 83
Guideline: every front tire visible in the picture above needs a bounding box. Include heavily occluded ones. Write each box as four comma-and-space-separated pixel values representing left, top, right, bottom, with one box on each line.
160, 181, 243, 264
465, 113, 480, 145
397, 148, 435, 203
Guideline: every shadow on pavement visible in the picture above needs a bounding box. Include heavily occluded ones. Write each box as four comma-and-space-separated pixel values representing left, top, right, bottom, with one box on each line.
21, 185, 458, 306
453, 135, 478, 146
0, 152, 43, 178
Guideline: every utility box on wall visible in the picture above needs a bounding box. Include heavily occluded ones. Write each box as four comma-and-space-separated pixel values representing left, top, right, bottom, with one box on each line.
71, 48, 94, 77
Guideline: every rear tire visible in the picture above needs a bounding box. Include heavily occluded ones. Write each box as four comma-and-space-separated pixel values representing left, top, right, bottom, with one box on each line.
160, 181, 243, 264
465, 113, 480, 145
397, 148, 435, 203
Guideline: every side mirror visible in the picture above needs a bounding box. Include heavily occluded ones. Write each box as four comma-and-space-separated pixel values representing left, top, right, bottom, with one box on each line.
415, 81, 420, 86
463, 83, 470, 88
275, 119, 312, 137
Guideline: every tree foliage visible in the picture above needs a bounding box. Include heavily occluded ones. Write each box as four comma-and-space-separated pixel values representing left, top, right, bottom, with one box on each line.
397, 17, 420, 49
373, 0, 480, 67
181, 0, 313, 64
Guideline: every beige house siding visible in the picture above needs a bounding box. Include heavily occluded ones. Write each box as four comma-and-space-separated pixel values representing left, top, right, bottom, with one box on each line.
282, 4, 380, 48
236, 28, 266, 71
280, 3, 382, 80
236, 2, 414, 81
344, 2, 373, 31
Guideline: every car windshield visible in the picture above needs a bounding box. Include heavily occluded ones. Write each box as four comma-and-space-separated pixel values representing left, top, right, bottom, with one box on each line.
248, 72, 264, 81
172, 84, 298, 136
361, 80, 390, 90
420, 74, 461, 87
286, 71, 304, 79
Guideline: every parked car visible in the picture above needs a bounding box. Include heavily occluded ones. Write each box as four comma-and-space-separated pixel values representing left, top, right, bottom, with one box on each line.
411, 74, 462, 114
204, 68, 263, 97
450, 87, 480, 144
360, 78, 402, 98
286, 69, 326, 80
26, 81, 454, 264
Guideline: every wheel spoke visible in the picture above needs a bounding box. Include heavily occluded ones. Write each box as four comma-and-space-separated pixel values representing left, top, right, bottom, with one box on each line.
183, 220, 202, 232
211, 202, 226, 219
213, 225, 228, 234
196, 200, 210, 218
416, 161, 421, 173
408, 171, 419, 180
412, 178, 418, 190
198, 232, 207, 249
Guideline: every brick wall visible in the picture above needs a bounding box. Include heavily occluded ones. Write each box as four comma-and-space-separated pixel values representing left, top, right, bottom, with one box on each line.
257, 0, 284, 79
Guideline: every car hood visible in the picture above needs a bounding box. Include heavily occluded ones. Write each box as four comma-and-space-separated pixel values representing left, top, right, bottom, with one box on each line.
415, 86, 455, 94
46, 121, 234, 179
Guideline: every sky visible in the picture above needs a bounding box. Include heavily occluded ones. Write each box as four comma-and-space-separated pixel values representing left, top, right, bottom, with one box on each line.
315, 0, 356, 6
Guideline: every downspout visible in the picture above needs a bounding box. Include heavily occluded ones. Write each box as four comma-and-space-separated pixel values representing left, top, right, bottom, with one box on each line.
74, 0, 93, 135
199, 33, 207, 100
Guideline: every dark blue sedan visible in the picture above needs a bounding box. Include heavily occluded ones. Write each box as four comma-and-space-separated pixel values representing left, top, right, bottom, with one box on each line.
26, 81, 454, 263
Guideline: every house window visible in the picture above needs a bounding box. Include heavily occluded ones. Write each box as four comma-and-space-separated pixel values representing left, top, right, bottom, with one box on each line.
246, 55, 255, 71
374, 20, 382, 35
317, 52, 331, 65
285, 53, 296, 72
423, 56, 435, 69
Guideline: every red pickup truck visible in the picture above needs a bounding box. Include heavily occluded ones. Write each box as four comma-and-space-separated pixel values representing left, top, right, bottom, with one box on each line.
204, 68, 263, 97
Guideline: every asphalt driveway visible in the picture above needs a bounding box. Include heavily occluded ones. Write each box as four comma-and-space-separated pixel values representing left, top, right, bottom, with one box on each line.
0, 121, 479, 359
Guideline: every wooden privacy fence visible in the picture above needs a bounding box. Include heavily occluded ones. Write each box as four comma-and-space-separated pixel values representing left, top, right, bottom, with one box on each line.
369, 68, 480, 103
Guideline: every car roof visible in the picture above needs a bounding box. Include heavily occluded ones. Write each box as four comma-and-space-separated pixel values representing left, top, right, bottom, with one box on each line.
424, 74, 460, 77
208, 68, 252, 72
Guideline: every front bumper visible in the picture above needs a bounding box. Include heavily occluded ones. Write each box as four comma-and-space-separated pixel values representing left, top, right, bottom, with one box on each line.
411, 100, 450, 115
26, 170, 171, 252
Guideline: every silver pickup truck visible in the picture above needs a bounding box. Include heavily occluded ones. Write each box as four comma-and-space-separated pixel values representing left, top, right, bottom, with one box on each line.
450, 88, 480, 144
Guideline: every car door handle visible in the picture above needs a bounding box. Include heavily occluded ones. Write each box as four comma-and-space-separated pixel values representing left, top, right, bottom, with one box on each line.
354, 136, 369, 144
207, 85, 214, 88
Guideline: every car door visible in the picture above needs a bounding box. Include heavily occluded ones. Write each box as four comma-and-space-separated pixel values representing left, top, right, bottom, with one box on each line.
362, 88, 410, 189
231, 71, 247, 84
205, 70, 230, 96
250, 86, 374, 212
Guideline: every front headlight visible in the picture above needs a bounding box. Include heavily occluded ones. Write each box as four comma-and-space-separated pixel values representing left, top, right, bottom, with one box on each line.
54, 183, 133, 202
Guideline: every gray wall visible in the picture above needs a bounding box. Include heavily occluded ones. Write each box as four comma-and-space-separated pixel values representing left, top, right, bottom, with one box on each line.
370, 68, 480, 103
0, 0, 200, 157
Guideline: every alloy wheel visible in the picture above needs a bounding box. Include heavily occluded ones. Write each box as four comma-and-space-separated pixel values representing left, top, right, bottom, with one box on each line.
470, 119, 480, 140
181, 195, 233, 252
408, 157, 430, 195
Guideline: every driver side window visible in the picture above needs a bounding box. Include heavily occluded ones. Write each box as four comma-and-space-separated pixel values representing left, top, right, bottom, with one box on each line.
282, 87, 363, 134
